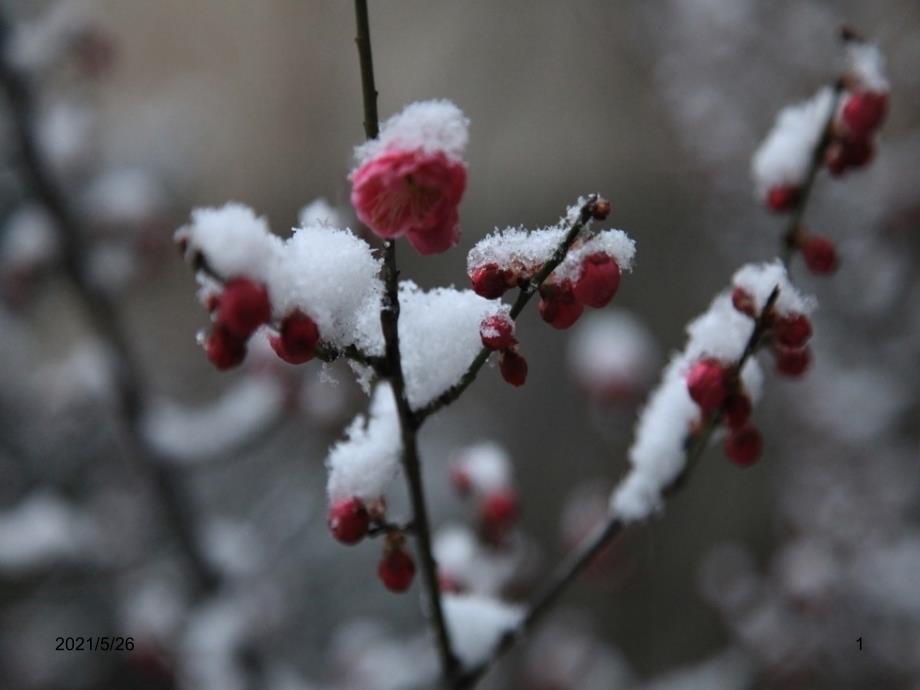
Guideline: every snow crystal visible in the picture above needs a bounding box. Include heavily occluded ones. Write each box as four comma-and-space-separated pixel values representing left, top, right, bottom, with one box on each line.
467, 225, 567, 273
326, 383, 401, 501
178, 203, 282, 282
270, 223, 382, 348
298, 198, 345, 228
392, 282, 509, 409
143, 376, 285, 462
567, 309, 659, 394
451, 441, 513, 494
354, 99, 469, 166
846, 41, 889, 92
732, 260, 816, 316
434, 524, 519, 595
751, 87, 834, 198
554, 229, 636, 280
0, 493, 96, 574
443, 594, 523, 667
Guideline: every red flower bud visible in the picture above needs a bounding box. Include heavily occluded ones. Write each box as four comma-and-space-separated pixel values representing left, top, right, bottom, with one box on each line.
217, 278, 271, 339
499, 349, 528, 387
480, 490, 518, 529
724, 393, 752, 430
774, 345, 811, 378
686, 358, 729, 414
774, 313, 812, 349
538, 281, 584, 329
470, 263, 509, 299
205, 324, 247, 370
378, 541, 416, 593
724, 425, 763, 466
766, 184, 800, 212
731, 287, 757, 318
573, 253, 621, 308
327, 497, 370, 545
801, 236, 838, 275
479, 314, 516, 350
841, 91, 888, 138
270, 310, 320, 364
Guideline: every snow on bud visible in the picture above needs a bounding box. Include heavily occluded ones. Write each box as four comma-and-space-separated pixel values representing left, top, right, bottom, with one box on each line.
350, 100, 469, 255
378, 534, 416, 593
450, 442, 514, 497
328, 497, 370, 545
470, 263, 511, 299
499, 349, 528, 387
572, 253, 621, 308
751, 88, 835, 204
724, 425, 763, 466
270, 310, 319, 365
443, 594, 524, 667
479, 314, 516, 351
216, 278, 271, 339
732, 261, 816, 318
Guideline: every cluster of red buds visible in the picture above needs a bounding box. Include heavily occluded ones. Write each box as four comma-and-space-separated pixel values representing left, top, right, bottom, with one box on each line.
685, 358, 762, 467
197, 275, 321, 371
327, 496, 416, 593
732, 287, 814, 378
479, 314, 528, 387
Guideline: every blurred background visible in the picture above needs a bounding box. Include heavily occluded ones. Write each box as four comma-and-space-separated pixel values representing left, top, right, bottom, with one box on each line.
0, 1, 918, 689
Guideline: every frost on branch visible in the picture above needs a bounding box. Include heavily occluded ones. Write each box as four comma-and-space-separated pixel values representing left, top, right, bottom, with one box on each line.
751, 87, 834, 206
442, 593, 523, 667
610, 268, 816, 521
325, 383, 401, 503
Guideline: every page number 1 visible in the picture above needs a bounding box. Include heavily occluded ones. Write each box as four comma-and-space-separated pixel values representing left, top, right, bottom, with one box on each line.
857, 637, 863, 650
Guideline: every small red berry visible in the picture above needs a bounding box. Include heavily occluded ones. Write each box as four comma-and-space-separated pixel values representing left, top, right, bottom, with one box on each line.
723, 393, 752, 430
841, 91, 888, 138
731, 287, 757, 318
724, 425, 763, 466
217, 278, 271, 339
499, 349, 528, 387
801, 236, 838, 275
378, 544, 416, 593
774, 345, 811, 377
480, 314, 516, 350
686, 358, 729, 414
766, 184, 800, 212
270, 310, 320, 364
205, 324, 247, 370
590, 197, 612, 221
327, 497, 370, 545
774, 313, 812, 348
538, 281, 584, 329
470, 263, 509, 299
480, 490, 518, 528
573, 253, 621, 308
450, 465, 472, 496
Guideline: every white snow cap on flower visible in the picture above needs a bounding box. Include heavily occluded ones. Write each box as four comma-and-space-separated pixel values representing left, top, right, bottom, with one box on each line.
846, 40, 889, 92
177, 203, 281, 282
751, 87, 835, 199
354, 99, 469, 166
271, 222, 383, 348
567, 309, 659, 395
326, 383, 401, 501
298, 198, 345, 228
732, 260, 816, 317
360, 282, 509, 409
468, 225, 566, 272
452, 441, 513, 494
434, 524, 519, 595
443, 594, 523, 667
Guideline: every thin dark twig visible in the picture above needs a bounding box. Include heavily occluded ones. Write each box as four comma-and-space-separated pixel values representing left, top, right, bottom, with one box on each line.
352, 0, 459, 679
413, 195, 600, 423
456, 286, 780, 690
0, 13, 220, 596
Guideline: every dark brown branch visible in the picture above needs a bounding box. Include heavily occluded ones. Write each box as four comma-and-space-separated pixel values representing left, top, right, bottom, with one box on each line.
456, 286, 781, 690
0, 14, 220, 597
352, 0, 458, 679
413, 195, 601, 423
